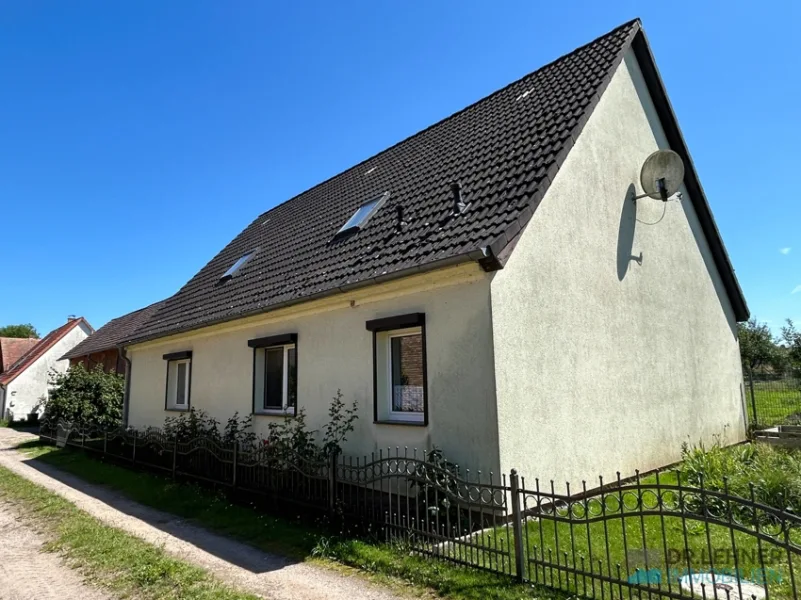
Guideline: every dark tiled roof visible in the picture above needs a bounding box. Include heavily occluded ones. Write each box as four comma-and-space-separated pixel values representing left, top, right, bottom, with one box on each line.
0, 318, 92, 385
0, 338, 38, 373
129, 18, 747, 344
61, 301, 167, 360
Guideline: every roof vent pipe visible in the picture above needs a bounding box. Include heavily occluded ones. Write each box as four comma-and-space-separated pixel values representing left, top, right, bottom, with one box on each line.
395, 205, 407, 232
451, 182, 468, 214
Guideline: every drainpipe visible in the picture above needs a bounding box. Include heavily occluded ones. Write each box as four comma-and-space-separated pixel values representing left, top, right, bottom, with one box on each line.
0, 383, 6, 421
117, 344, 132, 427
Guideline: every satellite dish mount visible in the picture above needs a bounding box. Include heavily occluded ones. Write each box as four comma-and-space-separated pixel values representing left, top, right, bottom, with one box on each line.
633, 149, 685, 202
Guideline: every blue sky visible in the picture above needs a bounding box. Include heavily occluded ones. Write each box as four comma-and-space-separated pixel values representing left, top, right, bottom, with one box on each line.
2, 1, 799, 336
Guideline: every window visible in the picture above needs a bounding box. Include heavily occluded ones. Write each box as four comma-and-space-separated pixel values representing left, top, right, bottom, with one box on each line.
250, 334, 298, 414
335, 191, 390, 238
163, 351, 192, 411
220, 249, 257, 282
366, 314, 427, 425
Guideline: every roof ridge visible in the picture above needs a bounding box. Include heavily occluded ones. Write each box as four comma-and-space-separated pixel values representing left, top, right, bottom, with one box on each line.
0, 318, 89, 385
483, 20, 642, 264
248, 18, 643, 225
132, 18, 697, 344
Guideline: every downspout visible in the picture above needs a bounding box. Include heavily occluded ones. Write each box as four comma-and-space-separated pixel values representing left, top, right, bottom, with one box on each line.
117, 344, 132, 427
0, 383, 6, 421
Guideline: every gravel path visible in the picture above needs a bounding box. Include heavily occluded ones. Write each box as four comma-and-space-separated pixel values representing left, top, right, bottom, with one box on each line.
0, 428, 414, 600
0, 503, 111, 600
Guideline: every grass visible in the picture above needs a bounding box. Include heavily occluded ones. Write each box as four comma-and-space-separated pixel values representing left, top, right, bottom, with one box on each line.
750, 380, 801, 427
0, 462, 260, 600
17, 440, 564, 600
21, 438, 801, 599
457, 445, 801, 599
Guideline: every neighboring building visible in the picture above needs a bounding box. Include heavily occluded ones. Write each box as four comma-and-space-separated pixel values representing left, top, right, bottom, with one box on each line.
122, 20, 749, 487
61, 301, 166, 374
0, 318, 93, 420
0, 337, 39, 374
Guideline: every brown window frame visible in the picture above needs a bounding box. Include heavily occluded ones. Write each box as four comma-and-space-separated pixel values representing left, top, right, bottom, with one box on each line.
163, 351, 192, 412
249, 333, 298, 417
365, 313, 428, 426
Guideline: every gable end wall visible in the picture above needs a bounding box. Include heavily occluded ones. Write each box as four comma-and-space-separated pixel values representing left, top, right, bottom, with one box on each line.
489, 48, 746, 488
3, 322, 93, 419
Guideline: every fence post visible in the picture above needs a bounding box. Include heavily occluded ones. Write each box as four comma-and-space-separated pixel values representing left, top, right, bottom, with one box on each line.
171, 436, 178, 479
103, 430, 107, 455
748, 367, 758, 428
132, 429, 137, 464
509, 469, 525, 584
81, 423, 85, 447
232, 442, 238, 489
328, 451, 338, 512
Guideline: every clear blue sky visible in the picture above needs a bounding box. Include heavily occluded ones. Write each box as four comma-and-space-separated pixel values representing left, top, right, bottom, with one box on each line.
2, 1, 799, 336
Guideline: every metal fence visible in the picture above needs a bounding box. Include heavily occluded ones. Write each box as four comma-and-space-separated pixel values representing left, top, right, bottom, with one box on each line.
746, 369, 801, 430
41, 419, 801, 599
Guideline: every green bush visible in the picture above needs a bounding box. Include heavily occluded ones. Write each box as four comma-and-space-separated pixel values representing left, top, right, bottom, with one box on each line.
163, 409, 256, 446
680, 440, 801, 513
42, 363, 124, 430
160, 391, 358, 458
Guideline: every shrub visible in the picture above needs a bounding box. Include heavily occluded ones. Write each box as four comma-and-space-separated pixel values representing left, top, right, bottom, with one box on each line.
263, 391, 359, 461
160, 391, 359, 460
680, 440, 801, 515
42, 363, 123, 430
163, 409, 256, 446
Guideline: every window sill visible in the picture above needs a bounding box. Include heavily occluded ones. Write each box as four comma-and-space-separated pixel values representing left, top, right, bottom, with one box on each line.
253, 410, 295, 417
165, 407, 190, 413
374, 419, 427, 427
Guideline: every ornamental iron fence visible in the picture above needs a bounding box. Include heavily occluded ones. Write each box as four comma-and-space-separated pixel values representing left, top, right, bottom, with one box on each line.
40, 419, 801, 599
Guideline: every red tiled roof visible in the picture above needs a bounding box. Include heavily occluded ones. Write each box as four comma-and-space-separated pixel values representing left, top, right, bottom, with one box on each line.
0, 338, 39, 373
0, 318, 93, 386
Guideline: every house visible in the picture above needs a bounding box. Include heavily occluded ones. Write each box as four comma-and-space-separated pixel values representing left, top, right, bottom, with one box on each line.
61, 301, 166, 374
122, 19, 749, 486
0, 317, 93, 420
0, 337, 39, 375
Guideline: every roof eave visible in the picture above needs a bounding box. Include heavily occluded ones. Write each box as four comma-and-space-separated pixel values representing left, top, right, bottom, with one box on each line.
124, 250, 487, 347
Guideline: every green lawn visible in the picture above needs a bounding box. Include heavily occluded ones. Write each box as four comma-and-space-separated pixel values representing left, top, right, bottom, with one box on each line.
458, 471, 801, 599
17, 440, 565, 600
750, 381, 801, 427
19, 438, 801, 599
0, 462, 260, 600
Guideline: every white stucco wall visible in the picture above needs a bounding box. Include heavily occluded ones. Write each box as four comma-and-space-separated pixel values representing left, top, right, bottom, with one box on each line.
128, 265, 502, 474
4, 321, 93, 419
490, 48, 746, 488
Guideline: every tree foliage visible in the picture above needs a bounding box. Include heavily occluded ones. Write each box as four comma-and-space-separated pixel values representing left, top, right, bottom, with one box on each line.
42, 363, 123, 429
738, 317, 780, 372
782, 319, 801, 376
0, 323, 39, 338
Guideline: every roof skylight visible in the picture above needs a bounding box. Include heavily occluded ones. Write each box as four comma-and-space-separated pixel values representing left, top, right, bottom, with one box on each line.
220, 250, 256, 282
335, 191, 390, 238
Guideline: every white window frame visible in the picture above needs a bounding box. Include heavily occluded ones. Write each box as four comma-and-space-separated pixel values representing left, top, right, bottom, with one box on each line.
166, 358, 191, 411
385, 328, 425, 423
255, 343, 296, 414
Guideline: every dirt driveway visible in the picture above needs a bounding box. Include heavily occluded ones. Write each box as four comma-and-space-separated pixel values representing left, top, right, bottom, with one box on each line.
0, 428, 412, 600
0, 502, 111, 600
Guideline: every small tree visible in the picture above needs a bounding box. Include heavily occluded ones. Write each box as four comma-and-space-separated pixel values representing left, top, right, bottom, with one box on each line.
42, 363, 123, 429
0, 323, 39, 338
782, 319, 801, 378
738, 317, 779, 373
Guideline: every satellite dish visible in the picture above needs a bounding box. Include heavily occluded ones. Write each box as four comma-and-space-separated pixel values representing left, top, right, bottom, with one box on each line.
639, 149, 685, 201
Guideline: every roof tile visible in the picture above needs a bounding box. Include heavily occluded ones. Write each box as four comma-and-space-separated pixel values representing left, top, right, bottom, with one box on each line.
129, 20, 645, 343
